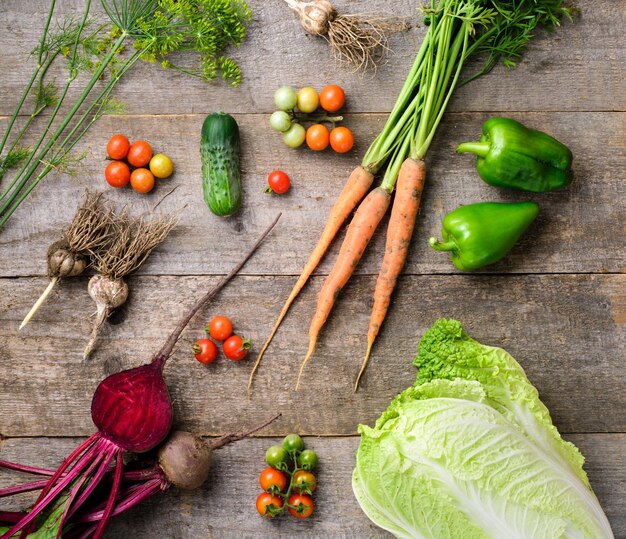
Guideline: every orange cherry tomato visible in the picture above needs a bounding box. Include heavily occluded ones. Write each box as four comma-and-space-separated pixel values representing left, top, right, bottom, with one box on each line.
104, 160, 130, 188
130, 168, 155, 193
256, 492, 283, 517
287, 493, 314, 519
259, 467, 288, 492
305, 124, 330, 151
106, 134, 130, 160
292, 470, 317, 493
329, 126, 354, 153
127, 140, 153, 167
319, 85, 346, 113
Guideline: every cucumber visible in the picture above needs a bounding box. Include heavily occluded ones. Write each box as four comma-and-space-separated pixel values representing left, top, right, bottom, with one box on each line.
201, 112, 242, 216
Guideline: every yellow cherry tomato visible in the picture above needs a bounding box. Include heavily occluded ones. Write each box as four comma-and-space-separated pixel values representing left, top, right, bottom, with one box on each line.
149, 153, 174, 179
297, 87, 319, 113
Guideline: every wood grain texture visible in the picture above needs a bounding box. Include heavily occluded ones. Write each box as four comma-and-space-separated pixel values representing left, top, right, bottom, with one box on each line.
1, 274, 623, 437
0, 112, 624, 277
0, 0, 623, 116
1, 435, 624, 537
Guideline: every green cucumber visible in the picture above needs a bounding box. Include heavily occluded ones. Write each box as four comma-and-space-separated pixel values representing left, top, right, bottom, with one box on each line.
201, 112, 242, 216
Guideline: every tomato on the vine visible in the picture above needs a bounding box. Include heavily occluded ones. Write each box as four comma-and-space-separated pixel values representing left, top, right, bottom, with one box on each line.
305, 124, 329, 151
329, 126, 354, 153
207, 316, 233, 341
223, 335, 250, 361
192, 338, 218, 364
106, 134, 130, 160
298, 449, 318, 470
282, 434, 304, 452
130, 168, 155, 193
149, 153, 174, 179
267, 170, 291, 194
259, 467, 288, 492
256, 492, 283, 517
265, 445, 288, 469
319, 85, 346, 113
292, 470, 317, 494
104, 160, 130, 188
127, 140, 153, 167
287, 493, 314, 519
297, 87, 319, 113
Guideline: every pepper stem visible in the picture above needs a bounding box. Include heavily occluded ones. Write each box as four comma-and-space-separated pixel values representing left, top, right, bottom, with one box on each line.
456, 141, 489, 158
428, 237, 457, 252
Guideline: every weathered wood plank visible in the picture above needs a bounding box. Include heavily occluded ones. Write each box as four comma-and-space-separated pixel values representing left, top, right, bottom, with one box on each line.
0, 112, 624, 277
0, 0, 623, 116
1, 434, 624, 537
1, 274, 623, 437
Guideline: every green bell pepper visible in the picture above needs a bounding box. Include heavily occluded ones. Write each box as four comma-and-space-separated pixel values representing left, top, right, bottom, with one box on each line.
457, 117, 573, 193
429, 201, 540, 271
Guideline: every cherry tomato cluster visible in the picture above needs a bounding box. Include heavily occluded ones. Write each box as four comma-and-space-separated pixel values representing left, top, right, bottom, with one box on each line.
192, 315, 250, 364
256, 434, 319, 520
270, 85, 354, 153
104, 134, 174, 194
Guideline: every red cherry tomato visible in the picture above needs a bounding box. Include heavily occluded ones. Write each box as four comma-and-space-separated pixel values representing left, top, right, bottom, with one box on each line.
106, 134, 130, 160
223, 335, 250, 361
267, 170, 291, 194
192, 338, 218, 364
305, 124, 330, 151
127, 140, 153, 167
292, 470, 317, 493
319, 85, 346, 113
104, 160, 130, 188
130, 168, 155, 193
206, 316, 233, 341
287, 493, 314, 519
259, 467, 288, 492
256, 492, 283, 517
329, 126, 354, 153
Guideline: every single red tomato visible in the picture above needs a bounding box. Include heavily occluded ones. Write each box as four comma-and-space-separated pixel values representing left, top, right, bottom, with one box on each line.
256, 492, 283, 517
104, 160, 130, 188
305, 124, 330, 151
223, 335, 250, 361
106, 134, 130, 160
266, 170, 291, 194
292, 470, 317, 494
259, 467, 288, 492
329, 126, 354, 153
127, 140, 153, 167
192, 338, 218, 364
130, 168, 155, 193
287, 493, 314, 519
319, 85, 346, 113
206, 316, 233, 341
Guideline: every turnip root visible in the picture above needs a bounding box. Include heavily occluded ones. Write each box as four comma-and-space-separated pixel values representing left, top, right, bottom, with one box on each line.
0, 214, 281, 539
83, 213, 176, 359
282, 0, 410, 71
20, 192, 115, 329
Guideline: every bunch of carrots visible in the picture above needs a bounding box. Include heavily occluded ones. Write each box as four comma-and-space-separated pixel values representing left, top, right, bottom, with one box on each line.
248, 0, 571, 392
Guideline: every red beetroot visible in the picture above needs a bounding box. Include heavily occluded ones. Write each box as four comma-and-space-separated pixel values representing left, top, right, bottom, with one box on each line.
0, 214, 281, 539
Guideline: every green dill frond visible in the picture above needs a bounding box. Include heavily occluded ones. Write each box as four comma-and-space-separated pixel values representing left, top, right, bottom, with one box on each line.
219, 56, 242, 87
101, 97, 127, 115
34, 81, 59, 110
0, 147, 31, 179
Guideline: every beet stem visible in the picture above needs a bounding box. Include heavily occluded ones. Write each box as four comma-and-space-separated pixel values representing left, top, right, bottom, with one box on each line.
206, 413, 282, 449
92, 451, 123, 539
19, 276, 59, 330
0, 478, 50, 498
0, 511, 23, 524
0, 459, 55, 476
155, 213, 281, 365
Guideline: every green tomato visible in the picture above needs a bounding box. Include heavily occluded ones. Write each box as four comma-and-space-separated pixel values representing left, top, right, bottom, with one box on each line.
269, 111, 292, 132
282, 434, 304, 452
298, 449, 318, 470
297, 87, 319, 113
274, 86, 297, 111
283, 123, 306, 148
266, 445, 288, 468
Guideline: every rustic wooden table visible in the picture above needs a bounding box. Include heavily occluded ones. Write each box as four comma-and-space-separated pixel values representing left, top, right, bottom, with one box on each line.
1, 0, 624, 537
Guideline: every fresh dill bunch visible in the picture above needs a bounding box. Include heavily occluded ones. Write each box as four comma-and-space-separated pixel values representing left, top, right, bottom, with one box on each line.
130, 0, 252, 86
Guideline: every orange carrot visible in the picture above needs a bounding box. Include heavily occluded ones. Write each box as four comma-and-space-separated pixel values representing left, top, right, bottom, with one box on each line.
248, 165, 374, 393
296, 186, 392, 389
355, 158, 426, 391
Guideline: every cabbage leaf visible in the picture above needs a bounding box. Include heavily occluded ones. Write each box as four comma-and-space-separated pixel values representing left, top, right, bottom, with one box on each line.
353, 320, 613, 539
